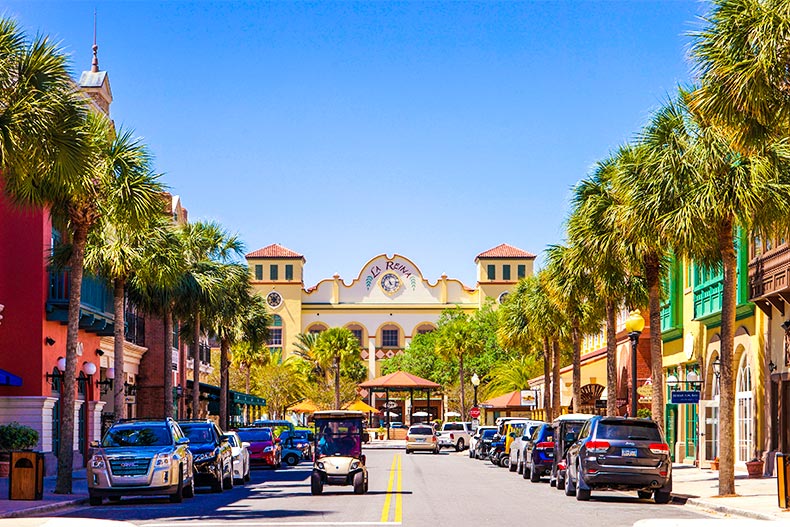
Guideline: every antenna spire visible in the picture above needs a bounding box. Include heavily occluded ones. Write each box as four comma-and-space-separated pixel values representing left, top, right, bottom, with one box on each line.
91, 9, 99, 72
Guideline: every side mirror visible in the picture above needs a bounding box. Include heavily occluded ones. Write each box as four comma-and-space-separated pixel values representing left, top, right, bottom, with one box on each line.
90, 440, 100, 448
176, 437, 190, 445
565, 432, 577, 443
241, 441, 250, 449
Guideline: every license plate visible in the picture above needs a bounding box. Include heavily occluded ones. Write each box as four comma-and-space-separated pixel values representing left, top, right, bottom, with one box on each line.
622, 448, 638, 457
416, 438, 426, 442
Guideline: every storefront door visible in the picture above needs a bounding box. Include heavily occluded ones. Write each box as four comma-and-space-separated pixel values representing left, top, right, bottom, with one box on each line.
665, 404, 677, 462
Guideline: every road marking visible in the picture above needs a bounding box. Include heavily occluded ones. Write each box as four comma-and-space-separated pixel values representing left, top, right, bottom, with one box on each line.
394, 453, 402, 523
380, 453, 399, 523
145, 523, 400, 526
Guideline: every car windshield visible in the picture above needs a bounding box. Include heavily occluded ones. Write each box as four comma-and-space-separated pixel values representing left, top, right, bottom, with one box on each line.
180, 425, 215, 444
409, 426, 433, 435
597, 422, 661, 441
315, 419, 362, 458
481, 429, 497, 438
103, 425, 171, 447
237, 429, 272, 442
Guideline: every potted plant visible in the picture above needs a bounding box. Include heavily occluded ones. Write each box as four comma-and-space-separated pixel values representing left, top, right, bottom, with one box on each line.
746, 451, 764, 478
377, 426, 386, 440
0, 422, 39, 477
709, 457, 719, 471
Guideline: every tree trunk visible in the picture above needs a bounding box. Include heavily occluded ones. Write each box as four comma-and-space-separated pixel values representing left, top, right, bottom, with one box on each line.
552, 338, 561, 417
718, 221, 737, 496
459, 354, 466, 420
113, 278, 126, 421
163, 309, 174, 418
55, 223, 88, 495
220, 338, 230, 429
246, 364, 251, 395
645, 253, 665, 434
572, 323, 581, 413
192, 309, 200, 419
543, 336, 552, 421
606, 301, 618, 417
334, 356, 341, 410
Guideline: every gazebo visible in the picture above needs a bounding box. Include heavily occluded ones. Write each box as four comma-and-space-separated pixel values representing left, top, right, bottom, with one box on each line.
359, 371, 441, 437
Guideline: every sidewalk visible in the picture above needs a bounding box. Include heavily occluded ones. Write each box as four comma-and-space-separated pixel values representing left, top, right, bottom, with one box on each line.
671, 463, 788, 521
0, 469, 88, 519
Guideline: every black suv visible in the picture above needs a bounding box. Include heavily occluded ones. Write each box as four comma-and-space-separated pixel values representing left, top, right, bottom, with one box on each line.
522, 423, 554, 482
564, 416, 672, 503
178, 420, 233, 493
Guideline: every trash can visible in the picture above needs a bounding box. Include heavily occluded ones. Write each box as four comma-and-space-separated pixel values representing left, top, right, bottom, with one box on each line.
9, 451, 44, 500
778, 452, 789, 509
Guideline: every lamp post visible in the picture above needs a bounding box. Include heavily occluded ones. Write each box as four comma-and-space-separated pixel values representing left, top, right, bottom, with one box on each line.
712, 358, 721, 384
625, 310, 645, 418
471, 373, 480, 408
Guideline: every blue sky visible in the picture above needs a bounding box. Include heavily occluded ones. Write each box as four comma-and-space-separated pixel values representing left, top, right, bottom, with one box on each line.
6, 1, 708, 287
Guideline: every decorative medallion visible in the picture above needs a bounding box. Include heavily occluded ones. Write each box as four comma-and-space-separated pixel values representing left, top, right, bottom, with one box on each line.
498, 291, 510, 304
379, 272, 402, 294
266, 291, 283, 309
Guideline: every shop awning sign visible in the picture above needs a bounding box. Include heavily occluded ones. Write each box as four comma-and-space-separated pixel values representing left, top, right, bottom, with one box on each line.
670, 390, 700, 404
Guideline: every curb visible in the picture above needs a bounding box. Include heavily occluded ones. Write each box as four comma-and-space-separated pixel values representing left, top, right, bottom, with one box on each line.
683, 497, 780, 522
0, 497, 88, 519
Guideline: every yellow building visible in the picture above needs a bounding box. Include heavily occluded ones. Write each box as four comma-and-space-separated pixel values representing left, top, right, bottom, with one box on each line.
245, 243, 535, 378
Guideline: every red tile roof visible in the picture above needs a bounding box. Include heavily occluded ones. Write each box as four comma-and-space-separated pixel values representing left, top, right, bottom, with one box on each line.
246, 243, 304, 259
476, 243, 535, 260
480, 390, 536, 409
358, 371, 441, 389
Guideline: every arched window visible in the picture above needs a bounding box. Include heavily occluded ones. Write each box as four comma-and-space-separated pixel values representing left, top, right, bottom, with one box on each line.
380, 324, 400, 348
735, 354, 754, 463
346, 324, 365, 347
268, 315, 283, 353
415, 324, 435, 335
307, 323, 326, 335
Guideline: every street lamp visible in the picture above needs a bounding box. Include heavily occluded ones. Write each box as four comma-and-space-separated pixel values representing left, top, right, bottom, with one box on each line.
625, 310, 645, 417
712, 358, 721, 383
471, 373, 480, 408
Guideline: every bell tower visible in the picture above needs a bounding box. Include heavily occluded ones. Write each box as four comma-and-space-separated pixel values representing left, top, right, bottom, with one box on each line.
78, 11, 113, 116
475, 243, 536, 305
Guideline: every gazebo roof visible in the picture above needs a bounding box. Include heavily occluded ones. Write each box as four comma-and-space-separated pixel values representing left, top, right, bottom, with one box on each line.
358, 371, 440, 390
480, 390, 533, 409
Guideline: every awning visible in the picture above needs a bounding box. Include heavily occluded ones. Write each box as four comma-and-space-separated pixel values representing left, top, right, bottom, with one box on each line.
185, 380, 266, 407
0, 369, 22, 387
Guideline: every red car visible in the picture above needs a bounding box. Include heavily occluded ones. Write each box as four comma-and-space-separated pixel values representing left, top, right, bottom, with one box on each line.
237, 427, 281, 468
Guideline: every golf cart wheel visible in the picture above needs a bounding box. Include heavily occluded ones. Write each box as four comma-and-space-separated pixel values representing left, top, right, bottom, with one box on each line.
285, 453, 300, 466
311, 472, 323, 495
500, 455, 509, 468
353, 472, 365, 495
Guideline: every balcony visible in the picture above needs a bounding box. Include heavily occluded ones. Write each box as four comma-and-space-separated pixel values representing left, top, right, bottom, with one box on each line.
748, 243, 790, 314
46, 270, 115, 335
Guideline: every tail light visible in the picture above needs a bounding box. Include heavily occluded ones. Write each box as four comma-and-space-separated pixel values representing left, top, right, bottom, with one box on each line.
649, 443, 670, 455
450, 433, 455, 440
585, 441, 610, 454
406, 435, 411, 442
431, 435, 436, 442
535, 441, 554, 451
557, 460, 566, 470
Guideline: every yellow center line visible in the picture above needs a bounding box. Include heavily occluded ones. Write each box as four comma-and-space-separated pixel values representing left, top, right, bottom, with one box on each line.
394, 453, 403, 522
379, 454, 398, 523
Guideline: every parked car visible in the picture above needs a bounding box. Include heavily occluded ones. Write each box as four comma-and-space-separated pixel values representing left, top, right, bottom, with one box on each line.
436, 421, 473, 451
388, 421, 407, 429
550, 413, 593, 490
87, 418, 194, 505
179, 420, 234, 492
473, 428, 498, 460
280, 428, 313, 462
237, 427, 281, 468
522, 423, 555, 482
224, 431, 251, 484
405, 424, 439, 454
564, 416, 672, 503
469, 426, 497, 459
507, 420, 544, 472
253, 419, 295, 439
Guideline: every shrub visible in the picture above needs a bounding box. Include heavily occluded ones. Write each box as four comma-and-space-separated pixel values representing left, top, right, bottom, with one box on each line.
0, 422, 39, 452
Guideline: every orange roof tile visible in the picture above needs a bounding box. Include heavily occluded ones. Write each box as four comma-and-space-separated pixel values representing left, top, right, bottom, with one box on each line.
246, 243, 304, 259
358, 371, 441, 389
480, 390, 535, 409
476, 243, 535, 260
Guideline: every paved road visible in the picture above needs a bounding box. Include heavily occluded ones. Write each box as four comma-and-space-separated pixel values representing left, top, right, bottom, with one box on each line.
50, 448, 714, 526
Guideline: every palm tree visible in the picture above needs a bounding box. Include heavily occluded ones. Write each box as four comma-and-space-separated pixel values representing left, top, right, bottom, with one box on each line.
313, 327, 361, 410
176, 221, 244, 420
481, 355, 542, 400
233, 294, 270, 395
83, 133, 165, 420
204, 263, 251, 430
690, 0, 790, 152
434, 308, 485, 420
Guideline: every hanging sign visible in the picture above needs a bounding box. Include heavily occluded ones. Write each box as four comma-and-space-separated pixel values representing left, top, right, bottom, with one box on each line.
671, 390, 700, 404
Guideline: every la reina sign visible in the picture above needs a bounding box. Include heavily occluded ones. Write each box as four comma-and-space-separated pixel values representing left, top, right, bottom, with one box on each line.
368, 260, 415, 280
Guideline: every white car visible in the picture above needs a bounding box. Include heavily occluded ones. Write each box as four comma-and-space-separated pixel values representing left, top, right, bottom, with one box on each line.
224, 431, 251, 485
437, 421, 473, 451
469, 426, 497, 458
508, 420, 544, 473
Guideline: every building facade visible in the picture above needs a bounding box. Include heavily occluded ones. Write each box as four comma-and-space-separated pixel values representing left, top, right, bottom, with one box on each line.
246, 243, 535, 378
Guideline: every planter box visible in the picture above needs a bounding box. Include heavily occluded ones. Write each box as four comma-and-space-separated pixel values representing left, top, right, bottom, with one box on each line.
746, 460, 764, 479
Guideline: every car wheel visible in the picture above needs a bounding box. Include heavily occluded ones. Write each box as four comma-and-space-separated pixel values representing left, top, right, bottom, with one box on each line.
89, 495, 103, 506
500, 455, 510, 468
223, 465, 234, 490
455, 439, 465, 452
183, 474, 195, 498
654, 490, 671, 504
638, 490, 653, 500
469, 447, 474, 458
530, 462, 540, 482
353, 471, 365, 495
285, 453, 300, 466
433, 447, 439, 454
517, 459, 523, 474
405, 449, 411, 454
556, 472, 565, 491
170, 470, 184, 503
212, 468, 224, 493
575, 461, 590, 501
564, 470, 576, 497
509, 457, 518, 472
310, 471, 323, 495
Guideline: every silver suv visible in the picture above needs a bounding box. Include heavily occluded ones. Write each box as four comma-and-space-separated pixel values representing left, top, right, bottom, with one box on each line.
87, 418, 194, 505
437, 421, 473, 451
